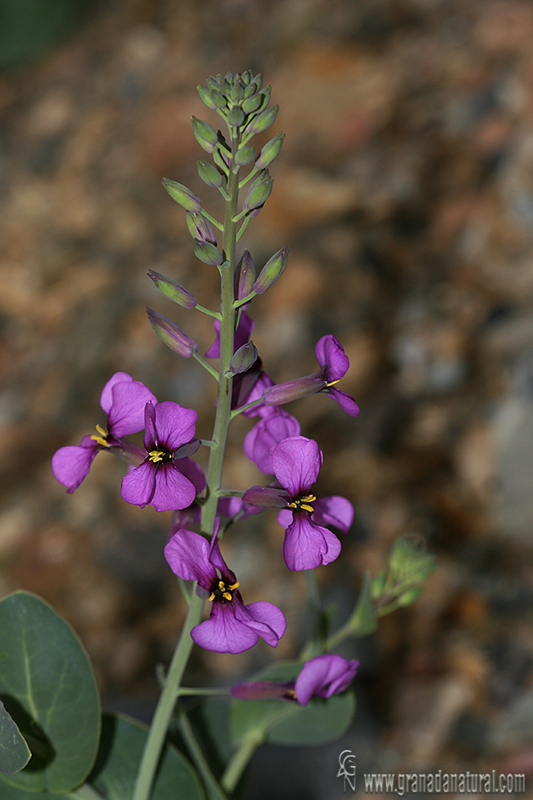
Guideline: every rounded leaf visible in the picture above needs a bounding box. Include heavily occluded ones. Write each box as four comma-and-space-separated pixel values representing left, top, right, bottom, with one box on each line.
0, 592, 100, 793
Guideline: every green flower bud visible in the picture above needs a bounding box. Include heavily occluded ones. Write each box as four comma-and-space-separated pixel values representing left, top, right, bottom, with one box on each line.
235, 250, 256, 300
242, 94, 262, 114
229, 341, 258, 375
256, 86, 272, 112
193, 240, 223, 266
191, 117, 218, 153
253, 246, 288, 294
197, 84, 217, 110
243, 104, 278, 137
186, 211, 217, 245
162, 178, 202, 212
147, 308, 197, 358
234, 144, 256, 166
256, 132, 285, 170
227, 106, 245, 128
230, 83, 244, 103
147, 270, 197, 309
243, 171, 273, 212
197, 160, 223, 188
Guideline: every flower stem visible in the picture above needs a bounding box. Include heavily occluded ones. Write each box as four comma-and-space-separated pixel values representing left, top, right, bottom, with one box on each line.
69, 784, 105, 800
220, 731, 264, 795
133, 122, 242, 800
178, 704, 228, 800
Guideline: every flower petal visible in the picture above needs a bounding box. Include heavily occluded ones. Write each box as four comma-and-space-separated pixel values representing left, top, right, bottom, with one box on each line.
51, 438, 100, 492
315, 335, 349, 382
271, 436, 323, 497
312, 496, 354, 533
120, 460, 156, 507
244, 411, 301, 474
327, 386, 360, 417
154, 401, 198, 452
150, 463, 197, 512
164, 529, 214, 588
294, 654, 359, 706
100, 372, 135, 415
107, 379, 158, 437
282, 513, 341, 571
241, 601, 287, 647
192, 604, 259, 654
177, 457, 206, 494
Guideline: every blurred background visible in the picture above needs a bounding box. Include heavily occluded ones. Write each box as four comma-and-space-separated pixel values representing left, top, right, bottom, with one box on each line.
2, 0, 533, 797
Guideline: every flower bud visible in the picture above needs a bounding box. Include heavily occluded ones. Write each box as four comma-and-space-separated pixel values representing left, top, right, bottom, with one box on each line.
243, 171, 273, 212
193, 240, 223, 266
235, 250, 256, 300
256, 132, 285, 170
229, 341, 258, 375
162, 178, 202, 212
191, 117, 218, 153
147, 270, 197, 309
227, 106, 245, 128
243, 105, 278, 137
234, 144, 256, 166
241, 94, 262, 114
197, 160, 223, 188
147, 308, 197, 358
197, 84, 217, 110
186, 211, 217, 245
252, 246, 288, 294
262, 372, 328, 406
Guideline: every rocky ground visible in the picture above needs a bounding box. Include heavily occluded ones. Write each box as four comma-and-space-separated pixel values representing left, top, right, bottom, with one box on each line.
2, 0, 533, 797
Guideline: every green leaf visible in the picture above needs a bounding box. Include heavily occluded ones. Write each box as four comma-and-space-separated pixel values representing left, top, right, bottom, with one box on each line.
231, 662, 355, 747
0, 591, 100, 793
171, 698, 232, 782
0, 701, 30, 775
89, 713, 204, 800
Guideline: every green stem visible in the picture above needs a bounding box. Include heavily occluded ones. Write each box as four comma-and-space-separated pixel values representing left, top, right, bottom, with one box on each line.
195, 303, 221, 319
133, 124, 242, 800
221, 731, 264, 795
192, 351, 219, 380
177, 687, 229, 696
178, 704, 228, 800
133, 592, 204, 800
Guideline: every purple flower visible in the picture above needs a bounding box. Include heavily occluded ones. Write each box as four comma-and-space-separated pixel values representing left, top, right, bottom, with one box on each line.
164, 529, 286, 653
244, 410, 301, 474
231, 654, 359, 706
262, 335, 360, 417
52, 372, 157, 493
205, 311, 255, 358
243, 436, 353, 571
120, 401, 200, 512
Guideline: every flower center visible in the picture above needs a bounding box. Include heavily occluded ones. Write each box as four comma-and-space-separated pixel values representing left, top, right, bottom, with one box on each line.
208, 579, 240, 603
148, 449, 172, 464
90, 424, 110, 448
288, 494, 316, 513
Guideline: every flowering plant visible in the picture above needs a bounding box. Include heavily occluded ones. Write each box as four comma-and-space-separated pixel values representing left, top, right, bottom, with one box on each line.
0, 71, 436, 800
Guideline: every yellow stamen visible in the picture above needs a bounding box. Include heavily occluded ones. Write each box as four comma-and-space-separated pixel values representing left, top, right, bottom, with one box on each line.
218, 580, 225, 590
326, 378, 341, 387
90, 424, 110, 448
208, 592, 216, 602
148, 449, 167, 463
289, 493, 317, 513
229, 581, 240, 591
222, 592, 232, 601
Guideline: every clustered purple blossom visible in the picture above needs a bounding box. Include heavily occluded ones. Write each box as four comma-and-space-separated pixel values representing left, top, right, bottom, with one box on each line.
52, 330, 358, 656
